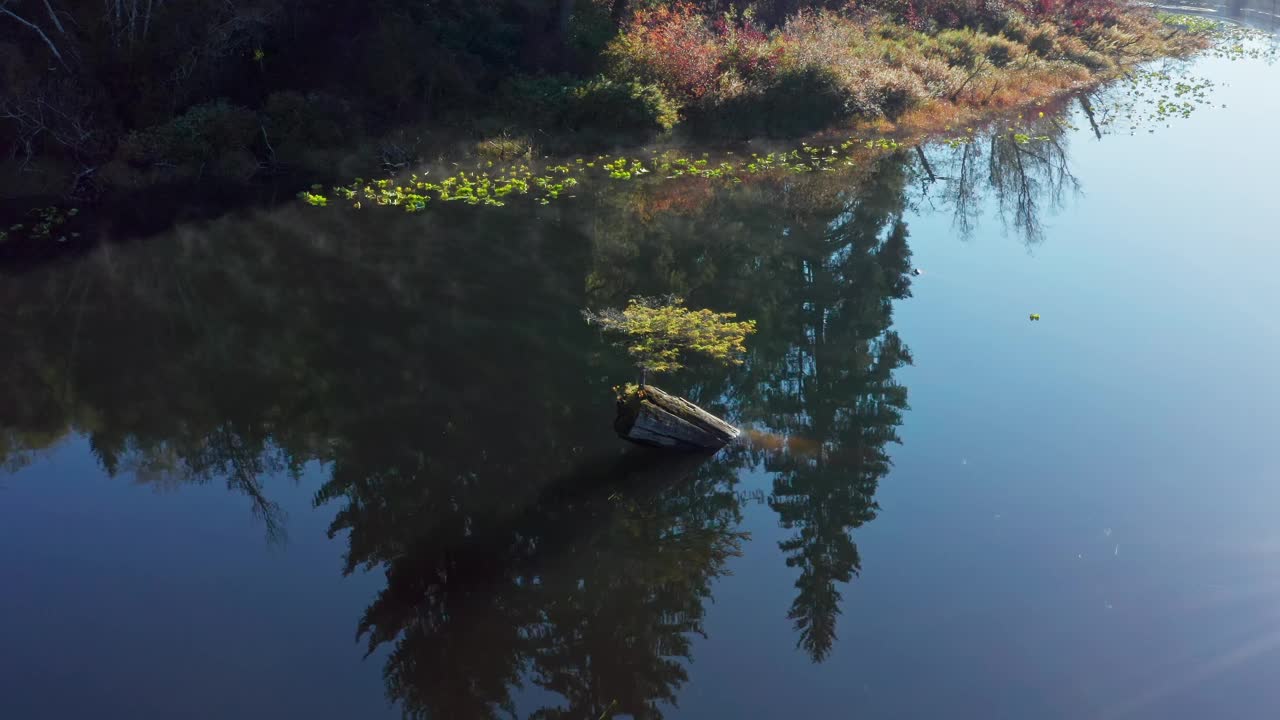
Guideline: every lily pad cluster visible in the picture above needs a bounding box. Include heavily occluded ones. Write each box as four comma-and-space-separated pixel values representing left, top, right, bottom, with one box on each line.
1158, 13, 1277, 61
1, 206, 81, 244
1088, 15, 1277, 133
1089, 66, 1221, 134
299, 138, 911, 212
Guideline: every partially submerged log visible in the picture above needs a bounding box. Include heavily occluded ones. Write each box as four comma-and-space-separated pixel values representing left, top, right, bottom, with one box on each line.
614, 384, 740, 451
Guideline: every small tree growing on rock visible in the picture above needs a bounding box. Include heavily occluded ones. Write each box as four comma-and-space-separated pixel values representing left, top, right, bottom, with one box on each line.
584, 296, 756, 451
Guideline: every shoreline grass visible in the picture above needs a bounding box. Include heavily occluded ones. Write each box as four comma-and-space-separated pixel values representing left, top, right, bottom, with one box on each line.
294, 12, 1271, 216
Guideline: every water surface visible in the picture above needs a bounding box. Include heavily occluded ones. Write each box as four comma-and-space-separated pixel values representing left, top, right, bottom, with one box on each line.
3, 31, 1280, 720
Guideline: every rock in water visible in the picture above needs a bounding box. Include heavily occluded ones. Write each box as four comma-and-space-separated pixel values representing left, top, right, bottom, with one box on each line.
614, 384, 740, 451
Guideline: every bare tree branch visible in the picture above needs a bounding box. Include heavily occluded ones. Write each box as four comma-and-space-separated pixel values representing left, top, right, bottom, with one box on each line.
42, 0, 65, 33
0, 3, 70, 69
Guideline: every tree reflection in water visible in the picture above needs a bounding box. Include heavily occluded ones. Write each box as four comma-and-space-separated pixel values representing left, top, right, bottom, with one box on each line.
0, 118, 1089, 716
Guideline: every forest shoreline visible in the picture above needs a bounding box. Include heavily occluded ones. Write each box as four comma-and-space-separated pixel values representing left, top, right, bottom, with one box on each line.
0, 2, 1219, 246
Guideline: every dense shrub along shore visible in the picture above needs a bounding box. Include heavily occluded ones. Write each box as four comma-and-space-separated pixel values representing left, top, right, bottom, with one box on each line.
580, 1, 1205, 139
2, 0, 1208, 203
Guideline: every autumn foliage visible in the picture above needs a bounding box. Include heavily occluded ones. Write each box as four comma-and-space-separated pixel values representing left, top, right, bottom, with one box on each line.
599, 0, 1190, 138
607, 4, 783, 101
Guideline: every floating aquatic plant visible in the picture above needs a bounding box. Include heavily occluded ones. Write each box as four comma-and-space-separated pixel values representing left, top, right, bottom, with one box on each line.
299, 20, 1260, 216
298, 136, 917, 213
1, 206, 80, 243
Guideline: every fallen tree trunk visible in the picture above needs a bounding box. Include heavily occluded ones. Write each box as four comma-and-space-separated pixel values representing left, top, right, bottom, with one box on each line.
614, 384, 740, 451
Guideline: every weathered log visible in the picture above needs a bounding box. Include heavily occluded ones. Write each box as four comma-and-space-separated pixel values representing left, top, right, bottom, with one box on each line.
614, 384, 740, 451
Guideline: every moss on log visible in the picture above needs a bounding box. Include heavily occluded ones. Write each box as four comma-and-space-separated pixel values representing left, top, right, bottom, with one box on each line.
614, 384, 740, 451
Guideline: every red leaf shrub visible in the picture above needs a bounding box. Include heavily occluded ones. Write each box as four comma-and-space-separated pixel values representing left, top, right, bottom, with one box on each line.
607, 3, 782, 102
863, 0, 1123, 31
607, 3, 721, 101
1026, 0, 1124, 28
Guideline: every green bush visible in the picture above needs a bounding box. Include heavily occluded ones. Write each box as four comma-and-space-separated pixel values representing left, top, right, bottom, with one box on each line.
692, 66, 851, 139
498, 75, 678, 143
1055, 33, 1114, 70
1001, 16, 1032, 43
935, 29, 984, 68
860, 68, 924, 118
263, 91, 352, 151
119, 100, 258, 167
935, 28, 1019, 69
562, 78, 680, 136
500, 75, 574, 126
1028, 28, 1057, 57
983, 35, 1022, 67
1063, 46, 1113, 70
764, 66, 852, 133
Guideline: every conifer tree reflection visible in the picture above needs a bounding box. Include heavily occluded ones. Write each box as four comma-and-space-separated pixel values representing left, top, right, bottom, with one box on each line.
732, 154, 914, 662
0, 127, 1110, 704
326, 446, 745, 720
581, 151, 917, 663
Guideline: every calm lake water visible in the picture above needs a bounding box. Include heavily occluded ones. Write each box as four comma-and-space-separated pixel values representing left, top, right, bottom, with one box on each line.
3, 21, 1279, 720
